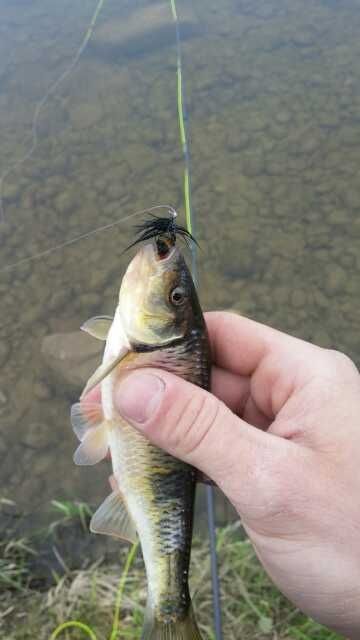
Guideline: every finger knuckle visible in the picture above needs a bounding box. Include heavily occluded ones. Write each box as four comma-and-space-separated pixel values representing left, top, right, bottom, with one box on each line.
325, 349, 358, 375
239, 447, 305, 522
170, 393, 220, 459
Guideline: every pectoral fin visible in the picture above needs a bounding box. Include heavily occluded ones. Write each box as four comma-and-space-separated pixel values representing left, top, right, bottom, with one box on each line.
80, 346, 129, 398
71, 401, 104, 441
73, 423, 108, 465
90, 490, 137, 543
81, 316, 113, 341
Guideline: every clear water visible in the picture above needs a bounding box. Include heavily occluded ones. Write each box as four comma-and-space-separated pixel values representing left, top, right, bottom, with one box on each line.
1, 0, 360, 531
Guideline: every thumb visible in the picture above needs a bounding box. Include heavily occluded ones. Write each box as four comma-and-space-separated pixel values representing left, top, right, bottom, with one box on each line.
114, 368, 280, 503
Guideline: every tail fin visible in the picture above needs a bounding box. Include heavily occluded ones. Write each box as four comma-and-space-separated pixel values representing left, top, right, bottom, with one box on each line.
142, 603, 203, 640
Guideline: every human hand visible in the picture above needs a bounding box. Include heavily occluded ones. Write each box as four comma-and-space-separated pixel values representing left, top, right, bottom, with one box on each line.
113, 311, 360, 638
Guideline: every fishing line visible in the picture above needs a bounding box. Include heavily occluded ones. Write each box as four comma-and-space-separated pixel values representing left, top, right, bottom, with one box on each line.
0, 0, 107, 222
169, 0, 197, 278
169, 2, 223, 639
0, 204, 176, 274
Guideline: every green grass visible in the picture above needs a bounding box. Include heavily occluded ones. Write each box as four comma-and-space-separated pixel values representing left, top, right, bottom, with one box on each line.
0, 535, 37, 593
0, 514, 341, 640
49, 500, 93, 535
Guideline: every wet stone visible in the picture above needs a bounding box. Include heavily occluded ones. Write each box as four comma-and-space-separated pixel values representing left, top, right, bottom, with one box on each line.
0, 340, 10, 368
0, 431, 7, 456
226, 130, 251, 151
53, 190, 77, 215
0, 389, 8, 417
48, 289, 70, 312
291, 289, 307, 309
240, 151, 265, 177
79, 292, 102, 310
41, 331, 103, 389
69, 103, 103, 130
2, 181, 21, 201
244, 111, 268, 132
324, 265, 347, 295
292, 30, 315, 47
311, 329, 332, 348
343, 187, 360, 210
21, 422, 51, 449
328, 209, 348, 224
297, 134, 319, 155
33, 381, 52, 401
275, 110, 292, 125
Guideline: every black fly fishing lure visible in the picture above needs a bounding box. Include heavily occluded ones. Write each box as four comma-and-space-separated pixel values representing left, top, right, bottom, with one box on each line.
127, 212, 198, 257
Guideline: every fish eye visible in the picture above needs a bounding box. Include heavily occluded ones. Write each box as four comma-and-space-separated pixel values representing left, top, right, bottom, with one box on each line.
170, 286, 186, 306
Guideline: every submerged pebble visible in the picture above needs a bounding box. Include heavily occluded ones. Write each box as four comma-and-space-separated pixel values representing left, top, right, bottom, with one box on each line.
33, 381, 52, 401
0, 389, 7, 404
0, 341, 10, 368
21, 422, 51, 449
1, 0, 360, 521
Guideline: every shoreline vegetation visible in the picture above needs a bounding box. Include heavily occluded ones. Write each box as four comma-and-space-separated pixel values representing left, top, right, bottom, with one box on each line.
0, 499, 340, 640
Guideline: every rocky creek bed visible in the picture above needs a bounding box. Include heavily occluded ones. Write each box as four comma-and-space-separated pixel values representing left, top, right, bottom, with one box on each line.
0, 0, 359, 546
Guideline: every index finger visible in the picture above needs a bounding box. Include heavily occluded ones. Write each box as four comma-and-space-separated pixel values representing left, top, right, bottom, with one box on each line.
204, 311, 305, 376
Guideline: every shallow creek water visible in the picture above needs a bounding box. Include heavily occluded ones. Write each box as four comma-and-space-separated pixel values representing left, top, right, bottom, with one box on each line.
1, 0, 360, 533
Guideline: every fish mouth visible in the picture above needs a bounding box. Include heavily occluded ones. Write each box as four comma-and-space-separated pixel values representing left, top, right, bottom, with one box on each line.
125, 241, 176, 283
118, 242, 179, 346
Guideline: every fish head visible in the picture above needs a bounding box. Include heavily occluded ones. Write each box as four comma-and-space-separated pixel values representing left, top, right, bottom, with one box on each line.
119, 239, 203, 347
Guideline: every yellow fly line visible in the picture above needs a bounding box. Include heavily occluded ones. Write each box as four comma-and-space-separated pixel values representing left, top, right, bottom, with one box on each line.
169, 0, 193, 238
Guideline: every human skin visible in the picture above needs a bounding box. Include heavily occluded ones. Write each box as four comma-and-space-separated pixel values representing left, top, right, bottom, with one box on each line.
94, 311, 360, 638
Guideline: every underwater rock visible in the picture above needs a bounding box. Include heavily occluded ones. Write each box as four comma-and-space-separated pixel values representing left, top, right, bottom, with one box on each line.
92, 3, 198, 59
324, 264, 347, 296
239, 150, 265, 177
0, 340, 10, 368
21, 422, 51, 449
69, 102, 103, 130
2, 181, 20, 202
328, 209, 348, 224
269, 123, 288, 140
0, 389, 8, 416
311, 329, 332, 348
243, 110, 268, 132
291, 30, 315, 48
41, 331, 102, 390
343, 186, 360, 210
317, 109, 339, 129
291, 288, 307, 309
79, 292, 102, 311
33, 381, 52, 401
226, 130, 251, 152
275, 110, 292, 125
53, 189, 77, 215
48, 289, 70, 312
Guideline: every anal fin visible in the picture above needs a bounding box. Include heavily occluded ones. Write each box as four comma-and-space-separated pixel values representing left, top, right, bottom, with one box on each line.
90, 490, 137, 544
73, 425, 108, 465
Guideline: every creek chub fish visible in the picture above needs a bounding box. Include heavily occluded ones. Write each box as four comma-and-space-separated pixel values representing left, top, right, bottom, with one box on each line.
70, 216, 210, 639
